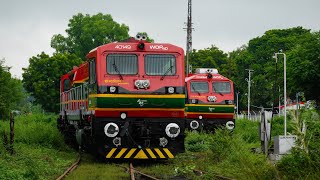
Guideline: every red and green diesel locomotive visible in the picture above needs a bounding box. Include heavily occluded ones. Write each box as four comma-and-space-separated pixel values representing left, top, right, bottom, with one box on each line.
185, 68, 235, 132
57, 34, 186, 159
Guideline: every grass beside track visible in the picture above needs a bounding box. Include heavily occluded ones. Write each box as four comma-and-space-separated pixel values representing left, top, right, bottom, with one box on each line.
65, 154, 129, 180
1, 110, 319, 179
0, 113, 77, 179
0, 143, 76, 179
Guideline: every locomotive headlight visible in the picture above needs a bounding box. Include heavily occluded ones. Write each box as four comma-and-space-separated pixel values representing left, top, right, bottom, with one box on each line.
110, 86, 116, 93
165, 123, 180, 138
120, 113, 127, 120
208, 96, 217, 102
135, 80, 142, 89
199, 115, 203, 120
226, 121, 235, 130
225, 100, 233, 104
104, 123, 119, 137
191, 99, 197, 104
142, 80, 150, 88
190, 120, 200, 130
168, 87, 175, 94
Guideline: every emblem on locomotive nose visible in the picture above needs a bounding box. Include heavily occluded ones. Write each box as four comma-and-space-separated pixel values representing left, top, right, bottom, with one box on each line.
137, 99, 148, 107
209, 107, 215, 112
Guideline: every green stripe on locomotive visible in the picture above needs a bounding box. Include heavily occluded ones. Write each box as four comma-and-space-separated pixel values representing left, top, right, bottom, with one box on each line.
185, 104, 235, 113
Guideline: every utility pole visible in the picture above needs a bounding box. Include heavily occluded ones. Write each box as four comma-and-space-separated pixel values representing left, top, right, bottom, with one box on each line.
236, 91, 240, 115
184, 0, 193, 75
245, 69, 254, 119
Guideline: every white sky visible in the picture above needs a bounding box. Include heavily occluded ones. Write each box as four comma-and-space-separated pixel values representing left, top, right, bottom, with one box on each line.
1, 0, 319, 79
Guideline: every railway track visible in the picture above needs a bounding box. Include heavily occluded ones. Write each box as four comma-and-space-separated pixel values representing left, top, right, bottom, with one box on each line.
56, 152, 160, 180
56, 153, 233, 180
56, 154, 81, 180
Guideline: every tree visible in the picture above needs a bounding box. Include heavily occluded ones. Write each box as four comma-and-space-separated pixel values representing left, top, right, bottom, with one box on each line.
0, 58, 24, 119
22, 53, 82, 112
231, 27, 313, 110
287, 31, 320, 103
189, 45, 228, 71
51, 13, 130, 59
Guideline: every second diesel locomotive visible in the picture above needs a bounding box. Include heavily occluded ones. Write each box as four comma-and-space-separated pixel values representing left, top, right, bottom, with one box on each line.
57, 34, 186, 159
185, 68, 235, 132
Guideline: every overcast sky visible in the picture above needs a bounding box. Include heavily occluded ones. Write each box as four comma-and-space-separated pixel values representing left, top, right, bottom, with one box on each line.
1, 0, 320, 78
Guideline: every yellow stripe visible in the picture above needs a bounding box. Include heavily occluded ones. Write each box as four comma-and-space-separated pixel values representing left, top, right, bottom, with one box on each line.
73, 77, 89, 83
115, 148, 127, 158
186, 112, 234, 115
154, 148, 165, 158
163, 148, 174, 158
124, 148, 136, 158
146, 148, 156, 158
89, 108, 184, 111
60, 100, 86, 104
185, 104, 234, 107
106, 148, 117, 158
134, 150, 148, 159
89, 94, 185, 99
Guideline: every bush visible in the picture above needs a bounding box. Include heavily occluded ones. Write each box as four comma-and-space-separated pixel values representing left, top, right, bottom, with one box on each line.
234, 119, 260, 144
277, 110, 320, 178
185, 131, 214, 152
0, 113, 66, 150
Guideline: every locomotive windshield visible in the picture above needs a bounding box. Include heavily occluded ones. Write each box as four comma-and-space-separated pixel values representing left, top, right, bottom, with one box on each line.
106, 54, 138, 74
190, 82, 209, 93
212, 82, 231, 94
145, 54, 176, 75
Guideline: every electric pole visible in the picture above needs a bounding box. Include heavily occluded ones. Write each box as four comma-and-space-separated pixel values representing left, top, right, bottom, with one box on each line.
245, 69, 254, 119
184, 0, 193, 75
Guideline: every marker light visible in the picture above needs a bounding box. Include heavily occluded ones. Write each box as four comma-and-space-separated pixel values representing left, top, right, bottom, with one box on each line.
120, 113, 127, 120
110, 86, 116, 93
168, 87, 175, 94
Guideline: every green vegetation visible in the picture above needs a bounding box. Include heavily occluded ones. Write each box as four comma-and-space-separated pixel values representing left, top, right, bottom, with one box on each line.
0, 113, 77, 179
0, 58, 24, 119
140, 110, 320, 179
189, 27, 320, 109
277, 109, 320, 179
51, 13, 130, 59
1, 110, 319, 179
22, 53, 82, 112
65, 154, 129, 180
172, 120, 277, 179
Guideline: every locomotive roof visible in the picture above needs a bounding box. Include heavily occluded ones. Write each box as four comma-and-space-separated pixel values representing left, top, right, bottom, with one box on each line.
86, 40, 184, 59
185, 73, 232, 82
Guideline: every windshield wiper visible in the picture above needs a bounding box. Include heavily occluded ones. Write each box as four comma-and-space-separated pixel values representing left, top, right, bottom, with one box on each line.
191, 84, 201, 96
213, 86, 224, 96
112, 63, 123, 80
160, 65, 173, 80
